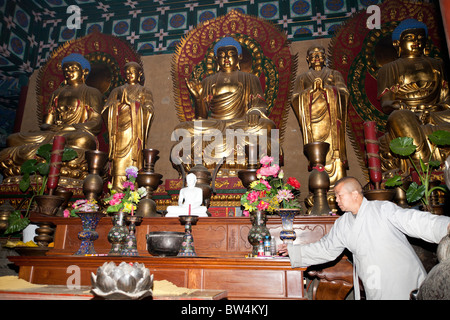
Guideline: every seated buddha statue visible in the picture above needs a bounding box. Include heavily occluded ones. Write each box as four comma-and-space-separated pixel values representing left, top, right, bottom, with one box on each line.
0, 53, 104, 182
291, 45, 349, 187
170, 36, 277, 174
165, 173, 208, 217
377, 19, 450, 174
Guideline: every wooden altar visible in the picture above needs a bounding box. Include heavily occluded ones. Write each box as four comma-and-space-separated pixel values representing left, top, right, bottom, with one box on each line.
8, 214, 348, 300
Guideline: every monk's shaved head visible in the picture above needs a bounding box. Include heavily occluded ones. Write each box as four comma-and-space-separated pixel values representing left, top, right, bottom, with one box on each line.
335, 176, 363, 195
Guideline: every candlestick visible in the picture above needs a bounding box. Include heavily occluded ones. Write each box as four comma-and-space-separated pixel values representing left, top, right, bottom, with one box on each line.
47, 135, 66, 195
188, 204, 191, 216
363, 121, 382, 189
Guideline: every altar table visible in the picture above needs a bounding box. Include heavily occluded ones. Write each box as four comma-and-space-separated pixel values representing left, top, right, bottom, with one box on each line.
9, 255, 305, 300
9, 215, 342, 299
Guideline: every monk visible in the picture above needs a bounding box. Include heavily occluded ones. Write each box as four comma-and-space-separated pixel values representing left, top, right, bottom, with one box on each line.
278, 176, 450, 300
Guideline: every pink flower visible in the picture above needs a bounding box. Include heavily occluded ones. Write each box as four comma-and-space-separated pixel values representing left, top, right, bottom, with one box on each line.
109, 198, 121, 206
277, 189, 294, 202
243, 210, 250, 217
259, 156, 274, 166
122, 181, 135, 191
247, 190, 260, 203
257, 201, 269, 211
63, 209, 70, 218
113, 193, 124, 200
259, 179, 271, 190
259, 164, 279, 177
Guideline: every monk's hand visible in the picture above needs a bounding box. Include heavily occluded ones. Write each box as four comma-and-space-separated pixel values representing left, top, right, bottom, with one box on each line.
277, 243, 289, 256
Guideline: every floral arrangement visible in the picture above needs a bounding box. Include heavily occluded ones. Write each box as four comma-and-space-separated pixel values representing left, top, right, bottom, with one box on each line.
103, 166, 147, 214
64, 199, 99, 217
240, 156, 301, 215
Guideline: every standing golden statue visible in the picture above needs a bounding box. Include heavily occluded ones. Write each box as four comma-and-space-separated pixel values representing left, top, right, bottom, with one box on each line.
102, 62, 154, 191
0, 53, 103, 182
377, 19, 450, 174
171, 36, 276, 173
291, 45, 349, 187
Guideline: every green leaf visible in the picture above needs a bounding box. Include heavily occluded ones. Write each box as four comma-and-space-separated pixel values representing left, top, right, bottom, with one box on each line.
419, 158, 427, 174
19, 173, 31, 192
385, 175, 403, 187
406, 182, 426, 203
389, 137, 416, 157
36, 144, 52, 163
21, 159, 38, 175
5, 210, 30, 234
428, 130, 450, 146
428, 160, 441, 168
62, 147, 77, 162
36, 162, 50, 176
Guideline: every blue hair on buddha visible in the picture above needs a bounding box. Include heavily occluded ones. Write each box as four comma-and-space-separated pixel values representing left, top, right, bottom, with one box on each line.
61, 53, 91, 72
213, 37, 242, 56
392, 19, 428, 41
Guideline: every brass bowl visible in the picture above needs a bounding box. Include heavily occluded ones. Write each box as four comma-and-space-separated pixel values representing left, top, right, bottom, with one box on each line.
146, 231, 184, 257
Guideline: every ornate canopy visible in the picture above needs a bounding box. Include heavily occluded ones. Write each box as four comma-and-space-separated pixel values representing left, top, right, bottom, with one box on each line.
171, 10, 297, 144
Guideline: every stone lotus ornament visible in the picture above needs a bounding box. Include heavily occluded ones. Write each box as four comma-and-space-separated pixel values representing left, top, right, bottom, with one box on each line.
91, 261, 153, 300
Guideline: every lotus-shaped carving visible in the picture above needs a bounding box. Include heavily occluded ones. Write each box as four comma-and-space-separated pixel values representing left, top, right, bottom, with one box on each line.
91, 261, 153, 300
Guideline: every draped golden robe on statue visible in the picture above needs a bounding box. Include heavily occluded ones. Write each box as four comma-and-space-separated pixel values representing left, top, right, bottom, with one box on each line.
291, 67, 349, 187
377, 54, 450, 172
103, 83, 154, 190
0, 83, 103, 177
171, 69, 276, 169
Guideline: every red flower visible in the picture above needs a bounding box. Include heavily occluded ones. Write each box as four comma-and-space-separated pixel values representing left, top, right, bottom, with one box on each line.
287, 177, 300, 189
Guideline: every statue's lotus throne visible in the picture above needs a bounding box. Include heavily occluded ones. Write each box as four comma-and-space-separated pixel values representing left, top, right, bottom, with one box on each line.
0, 32, 142, 203
171, 10, 297, 177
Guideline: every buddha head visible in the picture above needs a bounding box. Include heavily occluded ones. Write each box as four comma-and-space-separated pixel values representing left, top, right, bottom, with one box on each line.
213, 36, 243, 73
306, 46, 326, 71
392, 19, 428, 57
124, 61, 144, 85
61, 53, 91, 85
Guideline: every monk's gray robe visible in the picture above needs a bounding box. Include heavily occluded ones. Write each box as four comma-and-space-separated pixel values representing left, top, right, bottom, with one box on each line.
287, 198, 450, 300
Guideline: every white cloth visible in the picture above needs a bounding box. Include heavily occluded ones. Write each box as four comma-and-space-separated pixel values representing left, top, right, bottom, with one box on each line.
287, 198, 450, 300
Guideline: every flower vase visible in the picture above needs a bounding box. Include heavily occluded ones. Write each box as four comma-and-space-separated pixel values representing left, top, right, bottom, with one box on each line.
107, 211, 129, 256
122, 216, 142, 256
277, 209, 299, 243
248, 210, 270, 256
75, 211, 104, 255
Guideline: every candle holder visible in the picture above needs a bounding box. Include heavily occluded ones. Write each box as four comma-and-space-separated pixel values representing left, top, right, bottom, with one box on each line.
83, 150, 108, 202
122, 215, 143, 256
136, 149, 163, 217
177, 215, 198, 256
304, 142, 331, 216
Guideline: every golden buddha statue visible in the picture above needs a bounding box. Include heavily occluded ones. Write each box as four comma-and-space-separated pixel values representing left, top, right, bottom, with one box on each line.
102, 62, 154, 191
171, 36, 276, 174
0, 53, 103, 183
291, 45, 349, 187
377, 19, 450, 174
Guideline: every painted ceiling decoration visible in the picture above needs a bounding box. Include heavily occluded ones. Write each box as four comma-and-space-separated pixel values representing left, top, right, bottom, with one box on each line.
0, 0, 386, 148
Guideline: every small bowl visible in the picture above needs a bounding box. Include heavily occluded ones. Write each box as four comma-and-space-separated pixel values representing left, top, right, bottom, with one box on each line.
146, 231, 184, 257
